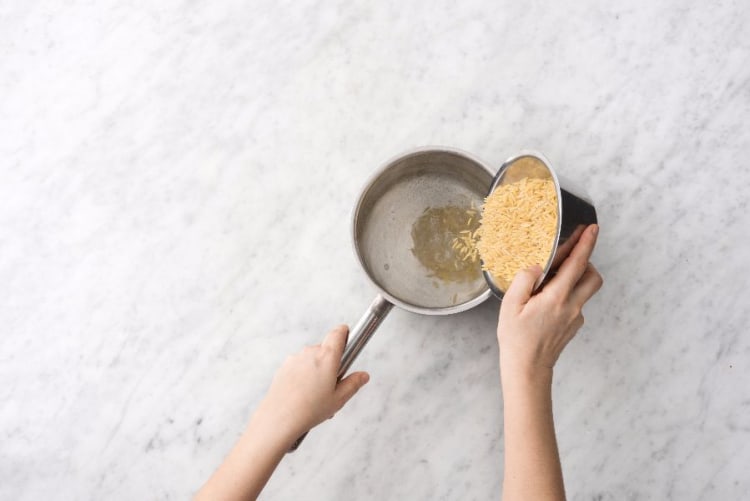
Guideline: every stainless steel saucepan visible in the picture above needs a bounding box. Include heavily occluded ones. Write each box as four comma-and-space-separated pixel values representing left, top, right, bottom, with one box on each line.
289, 146, 494, 451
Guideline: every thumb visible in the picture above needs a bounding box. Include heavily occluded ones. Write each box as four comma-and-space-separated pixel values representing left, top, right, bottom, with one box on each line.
503, 265, 543, 308
335, 371, 370, 407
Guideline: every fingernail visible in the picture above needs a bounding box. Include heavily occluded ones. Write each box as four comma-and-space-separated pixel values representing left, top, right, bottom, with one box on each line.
362, 373, 370, 384
591, 224, 599, 236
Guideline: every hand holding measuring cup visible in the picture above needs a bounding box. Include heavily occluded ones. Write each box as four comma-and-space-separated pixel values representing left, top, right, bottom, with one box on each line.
497, 224, 602, 378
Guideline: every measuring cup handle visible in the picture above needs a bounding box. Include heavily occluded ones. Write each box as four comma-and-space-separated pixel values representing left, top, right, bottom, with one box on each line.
287, 294, 393, 453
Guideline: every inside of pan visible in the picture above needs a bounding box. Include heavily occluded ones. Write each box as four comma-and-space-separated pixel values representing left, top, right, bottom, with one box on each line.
354, 151, 492, 311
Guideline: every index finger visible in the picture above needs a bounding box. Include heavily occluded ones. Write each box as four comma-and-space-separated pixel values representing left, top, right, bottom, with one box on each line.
321, 324, 349, 358
546, 224, 599, 295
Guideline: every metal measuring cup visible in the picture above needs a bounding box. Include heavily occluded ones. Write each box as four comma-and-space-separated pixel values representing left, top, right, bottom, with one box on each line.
481, 150, 598, 299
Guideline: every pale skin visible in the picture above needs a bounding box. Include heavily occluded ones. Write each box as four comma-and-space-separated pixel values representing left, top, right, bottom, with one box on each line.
194, 326, 370, 501
498, 223, 601, 501
195, 223, 602, 501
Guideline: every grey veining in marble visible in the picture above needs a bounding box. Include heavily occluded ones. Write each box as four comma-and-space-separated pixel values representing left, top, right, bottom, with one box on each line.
1, 1, 749, 500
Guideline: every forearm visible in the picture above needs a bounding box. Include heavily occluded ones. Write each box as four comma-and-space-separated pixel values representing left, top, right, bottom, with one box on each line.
194, 404, 300, 501
194, 325, 370, 500
500, 364, 565, 501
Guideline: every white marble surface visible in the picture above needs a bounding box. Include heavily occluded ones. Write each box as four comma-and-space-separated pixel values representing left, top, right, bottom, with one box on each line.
2, 1, 749, 499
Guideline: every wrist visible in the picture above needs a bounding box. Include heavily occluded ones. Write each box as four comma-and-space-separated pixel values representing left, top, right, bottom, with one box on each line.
499, 357, 554, 390
249, 399, 309, 448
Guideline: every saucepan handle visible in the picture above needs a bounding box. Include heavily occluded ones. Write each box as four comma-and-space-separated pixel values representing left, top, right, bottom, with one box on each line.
287, 294, 393, 452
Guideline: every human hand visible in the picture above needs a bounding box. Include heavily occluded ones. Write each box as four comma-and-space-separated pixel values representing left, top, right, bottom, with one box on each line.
254, 325, 370, 440
497, 224, 603, 381
195, 326, 369, 501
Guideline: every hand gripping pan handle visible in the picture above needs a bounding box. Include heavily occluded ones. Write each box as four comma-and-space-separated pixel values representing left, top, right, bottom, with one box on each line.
288, 294, 393, 452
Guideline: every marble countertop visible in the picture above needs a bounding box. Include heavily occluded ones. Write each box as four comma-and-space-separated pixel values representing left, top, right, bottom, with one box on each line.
2, 1, 749, 499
